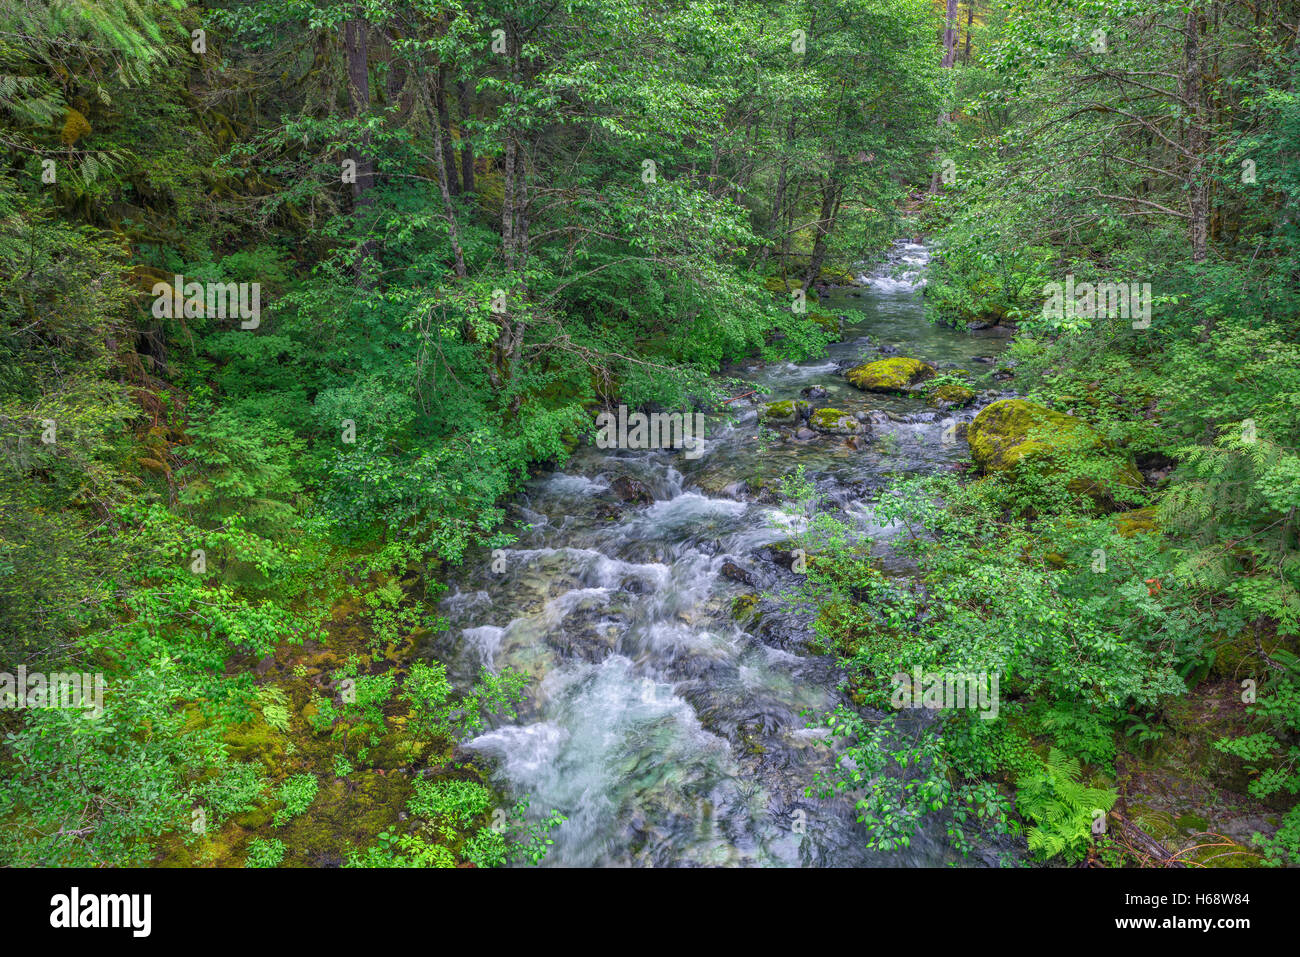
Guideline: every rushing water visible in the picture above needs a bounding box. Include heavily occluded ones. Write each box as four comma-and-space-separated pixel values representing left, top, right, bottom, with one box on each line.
429, 242, 1014, 866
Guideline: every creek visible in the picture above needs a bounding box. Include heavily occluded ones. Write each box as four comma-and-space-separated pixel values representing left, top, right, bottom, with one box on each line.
430, 242, 1014, 866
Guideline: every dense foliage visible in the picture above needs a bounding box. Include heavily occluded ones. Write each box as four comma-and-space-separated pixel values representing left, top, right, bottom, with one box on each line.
2, 0, 1296, 869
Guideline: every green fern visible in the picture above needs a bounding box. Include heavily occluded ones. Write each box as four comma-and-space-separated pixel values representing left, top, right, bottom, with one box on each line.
1016, 750, 1117, 862
256, 685, 292, 733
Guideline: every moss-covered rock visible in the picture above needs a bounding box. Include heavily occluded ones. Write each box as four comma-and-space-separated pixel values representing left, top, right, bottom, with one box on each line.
968, 399, 1143, 502
764, 276, 816, 299
808, 408, 861, 435
731, 593, 760, 621
968, 399, 1100, 472
759, 399, 809, 422
926, 383, 976, 408
846, 357, 935, 393
1114, 507, 1158, 537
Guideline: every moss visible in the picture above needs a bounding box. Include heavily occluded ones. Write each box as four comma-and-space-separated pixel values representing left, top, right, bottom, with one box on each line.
808, 408, 860, 435
60, 108, 91, 146
819, 266, 856, 285
1114, 507, 1158, 537
967, 399, 1095, 472
926, 383, 976, 408
224, 719, 287, 770
1185, 841, 1264, 868
760, 399, 807, 421
1175, 812, 1210, 833
968, 399, 1143, 506
764, 275, 812, 296
808, 311, 842, 337
846, 357, 935, 393
731, 593, 760, 620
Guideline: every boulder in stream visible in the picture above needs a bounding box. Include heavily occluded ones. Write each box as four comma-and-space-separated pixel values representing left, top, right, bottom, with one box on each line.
808, 408, 863, 435
845, 357, 935, 393
759, 399, 810, 423
926, 383, 977, 409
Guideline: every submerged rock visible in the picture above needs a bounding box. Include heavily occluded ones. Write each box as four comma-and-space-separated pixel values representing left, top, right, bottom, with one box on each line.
845, 357, 936, 393
610, 475, 654, 504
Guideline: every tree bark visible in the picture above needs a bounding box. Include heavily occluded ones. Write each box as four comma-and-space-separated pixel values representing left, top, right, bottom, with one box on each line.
435, 64, 460, 195
929, 0, 960, 193
941, 0, 959, 69
343, 15, 374, 205
963, 0, 975, 64
804, 173, 844, 291
457, 78, 475, 193
1182, 5, 1210, 264
422, 81, 467, 279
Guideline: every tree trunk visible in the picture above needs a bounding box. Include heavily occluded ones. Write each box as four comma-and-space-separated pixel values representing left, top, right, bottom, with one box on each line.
963, 0, 975, 64
457, 79, 475, 193
422, 81, 466, 279
804, 174, 843, 290
343, 15, 374, 205
1182, 6, 1210, 264
435, 65, 460, 195
930, 0, 960, 193
942, 0, 959, 69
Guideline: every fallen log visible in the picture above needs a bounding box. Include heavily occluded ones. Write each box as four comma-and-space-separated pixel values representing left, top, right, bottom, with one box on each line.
1109, 809, 1186, 867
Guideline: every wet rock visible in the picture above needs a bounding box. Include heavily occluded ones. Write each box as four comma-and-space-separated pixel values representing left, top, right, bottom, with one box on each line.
794, 427, 816, 440
721, 480, 751, 500
971, 355, 997, 364
799, 385, 829, 400
761, 541, 802, 570
611, 475, 654, 504
720, 560, 757, 587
